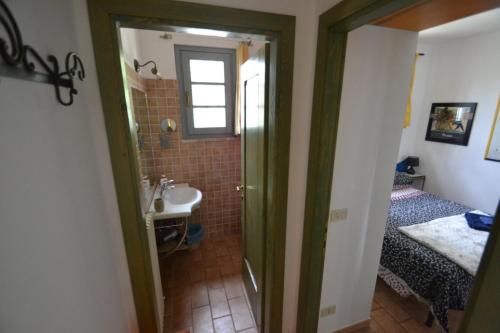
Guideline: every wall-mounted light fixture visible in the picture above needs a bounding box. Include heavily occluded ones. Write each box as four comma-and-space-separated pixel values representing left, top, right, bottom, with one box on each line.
134, 59, 161, 79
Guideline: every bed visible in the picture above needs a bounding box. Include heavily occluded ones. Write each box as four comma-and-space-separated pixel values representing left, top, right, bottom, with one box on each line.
378, 182, 476, 332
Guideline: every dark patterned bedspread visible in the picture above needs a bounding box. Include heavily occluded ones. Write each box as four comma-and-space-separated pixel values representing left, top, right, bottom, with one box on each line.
380, 190, 473, 331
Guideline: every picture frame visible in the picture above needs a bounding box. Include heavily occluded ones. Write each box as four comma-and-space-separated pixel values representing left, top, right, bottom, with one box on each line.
484, 95, 500, 162
425, 102, 477, 146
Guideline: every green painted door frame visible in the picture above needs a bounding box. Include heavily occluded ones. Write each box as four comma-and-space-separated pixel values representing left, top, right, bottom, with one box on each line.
86, 1, 295, 332
297, 1, 500, 333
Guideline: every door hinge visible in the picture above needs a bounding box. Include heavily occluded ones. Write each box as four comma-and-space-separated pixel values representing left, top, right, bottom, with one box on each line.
121, 102, 127, 114
323, 225, 328, 250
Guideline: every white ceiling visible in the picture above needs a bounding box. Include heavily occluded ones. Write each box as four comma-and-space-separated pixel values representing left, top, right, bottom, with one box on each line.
418, 7, 500, 43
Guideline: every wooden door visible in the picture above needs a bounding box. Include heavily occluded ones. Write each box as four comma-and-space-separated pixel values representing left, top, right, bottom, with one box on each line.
240, 45, 269, 331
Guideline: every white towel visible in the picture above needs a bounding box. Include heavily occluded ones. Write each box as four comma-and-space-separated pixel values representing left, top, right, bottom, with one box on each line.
398, 211, 489, 276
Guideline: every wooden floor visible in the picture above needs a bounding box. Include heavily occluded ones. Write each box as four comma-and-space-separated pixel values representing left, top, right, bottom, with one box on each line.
160, 235, 257, 333
337, 278, 464, 333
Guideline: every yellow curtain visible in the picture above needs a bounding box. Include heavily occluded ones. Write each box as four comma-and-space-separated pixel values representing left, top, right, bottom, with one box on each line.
404, 53, 420, 128
235, 42, 249, 135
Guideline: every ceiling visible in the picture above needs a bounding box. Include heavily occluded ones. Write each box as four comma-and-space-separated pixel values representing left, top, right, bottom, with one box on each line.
418, 7, 500, 43
372, 0, 500, 32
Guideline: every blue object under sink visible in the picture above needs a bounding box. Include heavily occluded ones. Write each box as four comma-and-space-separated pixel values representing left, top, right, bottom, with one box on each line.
185, 223, 204, 246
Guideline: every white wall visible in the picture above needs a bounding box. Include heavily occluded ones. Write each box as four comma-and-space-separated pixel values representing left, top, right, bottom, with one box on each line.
2, 1, 421, 333
0, 1, 137, 333
399, 30, 500, 214
318, 26, 417, 333
1, 0, 340, 332
120, 29, 264, 80
120, 28, 141, 69
398, 44, 432, 161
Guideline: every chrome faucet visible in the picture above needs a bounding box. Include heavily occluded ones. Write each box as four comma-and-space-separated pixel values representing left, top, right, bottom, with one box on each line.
160, 179, 175, 197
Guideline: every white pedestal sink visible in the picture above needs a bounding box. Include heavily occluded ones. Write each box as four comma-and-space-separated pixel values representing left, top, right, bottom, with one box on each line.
149, 183, 202, 220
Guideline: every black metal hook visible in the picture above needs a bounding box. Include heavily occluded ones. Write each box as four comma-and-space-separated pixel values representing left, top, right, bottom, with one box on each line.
0, 0, 85, 106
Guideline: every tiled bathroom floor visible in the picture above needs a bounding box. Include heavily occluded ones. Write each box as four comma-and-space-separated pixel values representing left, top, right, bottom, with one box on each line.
160, 235, 257, 333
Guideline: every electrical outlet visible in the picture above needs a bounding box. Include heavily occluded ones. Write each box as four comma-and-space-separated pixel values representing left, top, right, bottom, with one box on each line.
320, 305, 336, 317
330, 208, 348, 222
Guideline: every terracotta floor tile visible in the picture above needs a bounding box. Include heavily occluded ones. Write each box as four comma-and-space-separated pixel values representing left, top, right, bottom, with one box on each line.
400, 319, 432, 333
191, 282, 209, 309
190, 267, 206, 283
209, 288, 230, 318
231, 255, 243, 265
228, 296, 254, 331
205, 267, 224, 289
223, 275, 244, 299
237, 328, 257, 333
162, 236, 251, 333
172, 312, 192, 332
173, 286, 192, 299
204, 250, 219, 260
448, 310, 465, 333
212, 301, 231, 320
227, 247, 241, 257
167, 326, 192, 333
220, 261, 237, 276
207, 277, 225, 291
203, 256, 219, 269
213, 315, 235, 333
189, 250, 203, 262
230, 262, 242, 275
366, 319, 384, 332
374, 290, 411, 322
339, 327, 375, 333
216, 255, 231, 266
201, 241, 215, 251
371, 309, 407, 333
216, 246, 230, 257
164, 315, 173, 332
205, 267, 221, 280
175, 329, 191, 333
398, 298, 429, 324
192, 305, 214, 333
165, 297, 174, 317
173, 296, 191, 317
370, 279, 465, 333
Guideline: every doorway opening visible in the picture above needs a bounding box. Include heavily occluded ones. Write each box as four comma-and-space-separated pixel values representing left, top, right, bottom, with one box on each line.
369, 8, 500, 333
297, 1, 500, 333
119, 25, 268, 333
87, 2, 295, 333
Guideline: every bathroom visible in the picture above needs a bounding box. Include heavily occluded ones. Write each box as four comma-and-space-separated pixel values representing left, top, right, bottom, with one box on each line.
120, 26, 264, 333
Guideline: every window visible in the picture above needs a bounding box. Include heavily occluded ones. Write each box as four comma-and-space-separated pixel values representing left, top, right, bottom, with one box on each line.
174, 45, 236, 138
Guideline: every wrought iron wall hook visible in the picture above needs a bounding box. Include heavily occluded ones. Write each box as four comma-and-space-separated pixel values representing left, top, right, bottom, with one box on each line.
0, 0, 85, 106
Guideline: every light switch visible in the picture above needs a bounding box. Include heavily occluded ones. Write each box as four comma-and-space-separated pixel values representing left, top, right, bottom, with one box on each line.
320, 305, 336, 317
330, 208, 348, 222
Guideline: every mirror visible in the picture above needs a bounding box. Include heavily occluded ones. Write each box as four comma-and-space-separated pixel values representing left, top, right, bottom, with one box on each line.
130, 87, 156, 209
485, 95, 500, 162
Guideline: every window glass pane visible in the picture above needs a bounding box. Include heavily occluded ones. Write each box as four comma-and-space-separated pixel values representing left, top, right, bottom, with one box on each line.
190, 60, 225, 83
192, 84, 225, 106
193, 107, 226, 128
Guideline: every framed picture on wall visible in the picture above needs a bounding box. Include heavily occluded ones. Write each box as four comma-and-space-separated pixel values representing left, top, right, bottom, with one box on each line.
485, 95, 500, 162
425, 103, 477, 146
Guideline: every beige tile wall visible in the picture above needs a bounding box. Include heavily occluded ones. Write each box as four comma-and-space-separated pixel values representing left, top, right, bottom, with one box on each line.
145, 79, 241, 238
